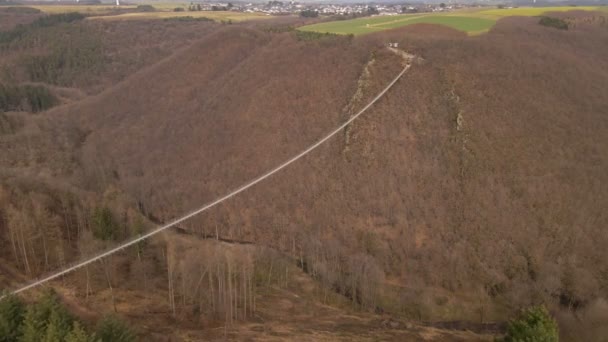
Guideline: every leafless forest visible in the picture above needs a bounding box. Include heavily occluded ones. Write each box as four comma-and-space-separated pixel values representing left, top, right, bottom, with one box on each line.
1, 7, 607, 341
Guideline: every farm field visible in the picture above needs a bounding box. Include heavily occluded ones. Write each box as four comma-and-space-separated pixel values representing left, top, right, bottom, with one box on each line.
299, 6, 608, 36
29, 4, 136, 14
23, 4, 268, 22
300, 15, 495, 35
89, 10, 268, 22
475, 6, 608, 18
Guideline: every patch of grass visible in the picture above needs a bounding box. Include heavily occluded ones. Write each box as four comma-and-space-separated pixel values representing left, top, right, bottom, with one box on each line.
382, 16, 494, 33
299, 15, 415, 36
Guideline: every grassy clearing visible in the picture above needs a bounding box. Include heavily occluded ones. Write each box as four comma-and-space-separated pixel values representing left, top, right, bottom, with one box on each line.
299, 6, 607, 36
377, 16, 494, 33
299, 14, 495, 36
89, 10, 269, 22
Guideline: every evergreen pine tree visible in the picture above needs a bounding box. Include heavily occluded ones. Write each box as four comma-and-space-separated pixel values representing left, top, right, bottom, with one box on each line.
42, 312, 62, 342
65, 321, 94, 342
19, 289, 73, 342
0, 293, 26, 342
19, 307, 45, 342
504, 305, 559, 342
97, 315, 135, 342
43, 309, 72, 342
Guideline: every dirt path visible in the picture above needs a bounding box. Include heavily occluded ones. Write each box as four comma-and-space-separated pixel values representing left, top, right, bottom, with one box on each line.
388, 47, 418, 66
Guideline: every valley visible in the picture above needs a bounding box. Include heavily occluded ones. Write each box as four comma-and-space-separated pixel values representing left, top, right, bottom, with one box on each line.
1, 3, 607, 341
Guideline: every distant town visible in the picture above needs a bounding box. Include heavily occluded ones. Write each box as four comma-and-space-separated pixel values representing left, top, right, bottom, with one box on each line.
184, 1, 484, 16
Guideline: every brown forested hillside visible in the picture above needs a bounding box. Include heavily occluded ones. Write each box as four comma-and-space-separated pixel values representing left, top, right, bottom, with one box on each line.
1, 11, 607, 341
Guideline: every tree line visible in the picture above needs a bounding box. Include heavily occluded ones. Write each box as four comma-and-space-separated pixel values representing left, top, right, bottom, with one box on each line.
0, 12, 85, 46
0, 84, 57, 113
1, 12, 105, 89
0, 12, 105, 114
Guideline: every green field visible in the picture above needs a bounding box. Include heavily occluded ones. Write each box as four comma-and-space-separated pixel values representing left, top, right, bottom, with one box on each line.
300, 15, 495, 35
299, 6, 607, 36
476, 6, 607, 18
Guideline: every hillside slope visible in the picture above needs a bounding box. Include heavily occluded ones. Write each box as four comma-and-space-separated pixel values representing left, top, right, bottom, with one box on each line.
1, 12, 608, 341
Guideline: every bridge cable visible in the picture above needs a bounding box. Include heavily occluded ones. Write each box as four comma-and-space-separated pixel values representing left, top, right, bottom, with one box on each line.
6, 63, 410, 297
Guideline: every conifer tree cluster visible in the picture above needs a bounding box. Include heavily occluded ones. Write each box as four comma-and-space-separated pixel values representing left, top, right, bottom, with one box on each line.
0, 290, 135, 342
